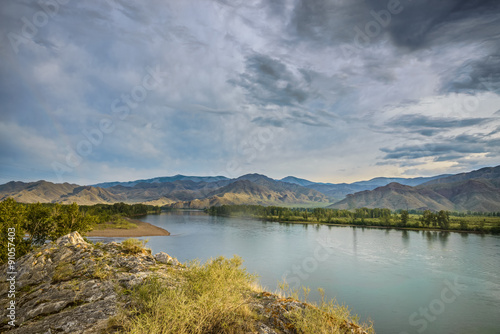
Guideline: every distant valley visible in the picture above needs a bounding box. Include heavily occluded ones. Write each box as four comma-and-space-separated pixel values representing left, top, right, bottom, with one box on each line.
1, 165, 499, 212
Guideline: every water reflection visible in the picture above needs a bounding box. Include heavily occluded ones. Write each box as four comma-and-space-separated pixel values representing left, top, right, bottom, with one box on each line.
424, 231, 450, 247
401, 230, 409, 246
438, 231, 450, 247
352, 228, 358, 256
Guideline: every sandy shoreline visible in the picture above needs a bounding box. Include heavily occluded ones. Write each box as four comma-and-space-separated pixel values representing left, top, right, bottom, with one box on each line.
86, 217, 170, 237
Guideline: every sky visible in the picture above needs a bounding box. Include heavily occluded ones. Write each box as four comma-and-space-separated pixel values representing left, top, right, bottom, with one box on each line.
1, 0, 499, 185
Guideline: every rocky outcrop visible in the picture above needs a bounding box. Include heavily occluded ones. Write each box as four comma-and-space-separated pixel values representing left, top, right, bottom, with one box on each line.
0, 232, 180, 333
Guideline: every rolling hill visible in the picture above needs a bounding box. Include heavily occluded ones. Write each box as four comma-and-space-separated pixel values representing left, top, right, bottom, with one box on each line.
328, 182, 456, 211
0, 174, 327, 208
328, 166, 500, 212
280, 174, 451, 201
171, 178, 329, 209
0, 181, 80, 203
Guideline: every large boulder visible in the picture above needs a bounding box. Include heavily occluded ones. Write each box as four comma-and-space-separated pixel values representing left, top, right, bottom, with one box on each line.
154, 252, 180, 266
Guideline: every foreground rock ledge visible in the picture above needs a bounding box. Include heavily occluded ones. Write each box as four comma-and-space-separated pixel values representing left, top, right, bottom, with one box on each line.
0, 232, 176, 333
0, 232, 369, 334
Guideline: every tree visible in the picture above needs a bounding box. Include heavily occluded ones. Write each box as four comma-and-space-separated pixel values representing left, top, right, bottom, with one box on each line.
422, 210, 433, 227
437, 210, 450, 230
25, 202, 54, 245
0, 200, 102, 264
459, 221, 468, 231
51, 203, 96, 239
400, 210, 409, 226
0, 198, 30, 263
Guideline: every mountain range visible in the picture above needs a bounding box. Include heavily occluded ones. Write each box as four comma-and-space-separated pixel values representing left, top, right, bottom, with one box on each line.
280, 174, 450, 201
328, 165, 500, 212
1, 165, 499, 212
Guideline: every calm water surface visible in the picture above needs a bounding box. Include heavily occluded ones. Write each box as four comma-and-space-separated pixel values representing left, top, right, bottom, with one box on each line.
93, 211, 500, 334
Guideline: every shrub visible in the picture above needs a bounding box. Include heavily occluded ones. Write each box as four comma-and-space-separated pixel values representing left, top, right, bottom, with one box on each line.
280, 284, 374, 334
125, 256, 257, 334
121, 239, 150, 254
0, 198, 31, 263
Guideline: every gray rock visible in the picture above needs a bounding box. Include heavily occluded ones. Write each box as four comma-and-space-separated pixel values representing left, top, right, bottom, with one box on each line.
55, 232, 89, 247
154, 252, 180, 266
0, 232, 171, 333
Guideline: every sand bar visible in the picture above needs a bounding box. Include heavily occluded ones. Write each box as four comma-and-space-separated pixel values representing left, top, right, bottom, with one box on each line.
86, 217, 170, 237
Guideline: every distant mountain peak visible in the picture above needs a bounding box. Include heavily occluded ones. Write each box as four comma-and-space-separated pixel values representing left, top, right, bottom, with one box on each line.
239, 173, 269, 177
280, 176, 315, 187
383, 182, 412, 190
236, 173, 274, 181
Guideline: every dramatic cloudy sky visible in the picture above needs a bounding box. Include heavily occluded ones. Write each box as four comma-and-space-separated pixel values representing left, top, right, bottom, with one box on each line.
1, 0, 500, 185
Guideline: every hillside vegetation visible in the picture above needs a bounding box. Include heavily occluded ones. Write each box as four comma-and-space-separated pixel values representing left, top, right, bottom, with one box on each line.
0, 199, 161, 264
207, 205, 500, 234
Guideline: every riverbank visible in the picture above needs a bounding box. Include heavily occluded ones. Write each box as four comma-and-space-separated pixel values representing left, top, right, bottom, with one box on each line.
206, 205, 500, 234
208, 212, 497, 234
87, 217, 170, 237
279, 220, 486, 234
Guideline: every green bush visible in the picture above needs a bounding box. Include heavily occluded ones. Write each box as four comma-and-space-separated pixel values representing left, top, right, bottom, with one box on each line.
0, 199, 107, 264
0, 198, 31, 263
121, 238, 150, 254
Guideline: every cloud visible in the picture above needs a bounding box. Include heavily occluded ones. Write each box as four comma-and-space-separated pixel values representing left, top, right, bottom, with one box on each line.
0, 0, 499, 184
230, 53, 311, 107
381, 133, 500, 161
387, 114, 492, 129
443, 53, 500, 93
368, 0, 500, 50
288, 0, 368, 46
251, 116, 285, 128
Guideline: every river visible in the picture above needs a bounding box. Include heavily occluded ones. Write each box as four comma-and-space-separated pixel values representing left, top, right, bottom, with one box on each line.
92, 211, 500, 333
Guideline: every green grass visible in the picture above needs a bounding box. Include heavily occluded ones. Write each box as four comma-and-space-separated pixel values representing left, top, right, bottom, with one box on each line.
93, 215, 138, 230
279, 202, 334, 209
279, 284, 374, 334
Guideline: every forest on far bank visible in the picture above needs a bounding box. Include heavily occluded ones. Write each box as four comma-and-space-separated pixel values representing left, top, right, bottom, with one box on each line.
206, 205, 500, 234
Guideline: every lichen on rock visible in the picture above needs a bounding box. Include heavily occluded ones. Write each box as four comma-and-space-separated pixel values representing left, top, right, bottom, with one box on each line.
0, 232, 179, 333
